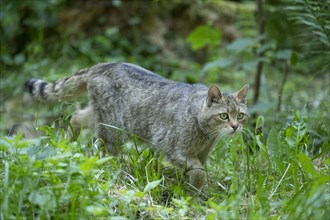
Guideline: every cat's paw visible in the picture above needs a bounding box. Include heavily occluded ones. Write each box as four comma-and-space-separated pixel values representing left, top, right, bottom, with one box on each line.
187, 168, 206, 189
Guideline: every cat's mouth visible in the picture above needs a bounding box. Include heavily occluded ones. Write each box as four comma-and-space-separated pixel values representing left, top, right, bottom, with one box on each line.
228, 128, 240, 135
229, 131, 236, 135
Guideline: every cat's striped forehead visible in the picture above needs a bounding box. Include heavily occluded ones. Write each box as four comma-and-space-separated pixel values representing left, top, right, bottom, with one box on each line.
219, 93, 247, 113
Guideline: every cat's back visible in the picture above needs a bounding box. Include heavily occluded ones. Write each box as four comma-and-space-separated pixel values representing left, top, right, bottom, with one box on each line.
92, 62, 167, 83
92, 62, 206, 95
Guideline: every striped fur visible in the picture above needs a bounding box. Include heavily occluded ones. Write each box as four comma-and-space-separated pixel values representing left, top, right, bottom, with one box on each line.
25, 67, 91, 102
25, 62, 249, 189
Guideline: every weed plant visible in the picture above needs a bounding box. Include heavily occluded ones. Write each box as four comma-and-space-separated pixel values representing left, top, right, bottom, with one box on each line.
1, 111, 329, 219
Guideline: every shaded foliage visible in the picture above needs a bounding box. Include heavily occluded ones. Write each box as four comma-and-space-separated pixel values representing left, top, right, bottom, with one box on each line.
1, 112, 329, 219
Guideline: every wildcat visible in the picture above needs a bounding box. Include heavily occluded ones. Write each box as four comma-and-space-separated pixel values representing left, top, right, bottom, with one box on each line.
25, 62, 249, 189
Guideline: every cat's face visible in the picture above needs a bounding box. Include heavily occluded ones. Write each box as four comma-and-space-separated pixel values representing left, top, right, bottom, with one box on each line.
199, 84, 249, 138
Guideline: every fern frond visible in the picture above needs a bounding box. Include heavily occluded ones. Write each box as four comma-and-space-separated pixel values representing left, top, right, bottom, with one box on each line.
283, 0, 330, 49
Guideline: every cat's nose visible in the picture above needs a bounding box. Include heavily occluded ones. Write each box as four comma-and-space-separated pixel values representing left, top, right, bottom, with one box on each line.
231, 125, 238, 131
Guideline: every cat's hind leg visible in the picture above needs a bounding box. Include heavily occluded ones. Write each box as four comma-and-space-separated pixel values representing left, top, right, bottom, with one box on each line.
70, 108, 122, 155
96, 123, 124, 155
70, 105, 95, 132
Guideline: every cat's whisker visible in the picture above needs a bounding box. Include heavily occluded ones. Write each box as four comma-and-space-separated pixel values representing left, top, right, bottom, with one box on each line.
212, 130, 227, 148
240, 127, 251, 139
203, 129, 221, 142
210, 131, 221, 140
209, 128, 226, 141
214, 129, 226, 144
200, 128, 224, 147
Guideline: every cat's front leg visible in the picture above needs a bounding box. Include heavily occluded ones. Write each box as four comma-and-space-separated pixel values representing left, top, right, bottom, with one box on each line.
185, 158, 206, 189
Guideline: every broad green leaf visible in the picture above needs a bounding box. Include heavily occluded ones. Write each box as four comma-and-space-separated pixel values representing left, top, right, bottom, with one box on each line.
80, 157, 98, 174
26, 145, 57, 160
255, 116, 264, 134
267, 128, 280, 157
293, 110, 300, 121
202, 59, 233, 72
257, 41, 276, 54
275, 49, 299, 65
285, 121, 307, 148
254, 115, 267, 152
297, 153, 319, 179
207, 213, 216, 220
187, 25, 222, 50
226, 38, 254, 53
285, 126, 296, 147
96, 156, 113, 165
224, 157, 234, 175
275, 49, 292, 60
86, 205, 107, 216
28, 191, 53, 207
110, 216, 127, 220
241, 60, 257, 72
134, 191, 145, 198
143, 179, 162, 192
290, 51, 299, 65
105, 27, 119, 37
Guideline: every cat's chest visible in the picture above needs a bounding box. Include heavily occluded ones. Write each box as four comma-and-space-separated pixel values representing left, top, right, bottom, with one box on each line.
190, 136, 215, 156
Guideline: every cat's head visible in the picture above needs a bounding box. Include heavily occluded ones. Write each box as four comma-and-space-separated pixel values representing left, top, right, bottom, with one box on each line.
199, 84, 249, 137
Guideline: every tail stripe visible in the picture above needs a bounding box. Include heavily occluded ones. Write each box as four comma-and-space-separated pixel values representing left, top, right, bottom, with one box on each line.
25, 79, 36, 94
25, 64, 98, 102
25, 78, 49, 99
39, 82, 48, 98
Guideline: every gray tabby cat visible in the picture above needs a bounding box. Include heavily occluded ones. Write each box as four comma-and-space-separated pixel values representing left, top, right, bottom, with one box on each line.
25, 62, 249, 189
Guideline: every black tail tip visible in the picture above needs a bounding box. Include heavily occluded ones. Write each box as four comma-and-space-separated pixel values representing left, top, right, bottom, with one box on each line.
25, 78, 38, 94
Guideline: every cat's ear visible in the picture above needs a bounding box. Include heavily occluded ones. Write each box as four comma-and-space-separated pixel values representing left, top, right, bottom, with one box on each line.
234, 84, 249, 104
207, 85, 222, 107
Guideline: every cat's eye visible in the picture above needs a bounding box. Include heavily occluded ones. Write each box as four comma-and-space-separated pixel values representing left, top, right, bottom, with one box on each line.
219, 113, 229, 120
237, 113, 245, 120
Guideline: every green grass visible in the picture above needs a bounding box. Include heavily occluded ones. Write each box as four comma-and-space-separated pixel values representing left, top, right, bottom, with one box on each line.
1, 112, 329, 219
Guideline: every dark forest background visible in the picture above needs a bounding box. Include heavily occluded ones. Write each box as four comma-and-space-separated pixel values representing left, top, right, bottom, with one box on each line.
1, 0, 329, 136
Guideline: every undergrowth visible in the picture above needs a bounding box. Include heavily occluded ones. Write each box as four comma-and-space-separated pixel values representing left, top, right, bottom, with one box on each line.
0, 112, 329, 219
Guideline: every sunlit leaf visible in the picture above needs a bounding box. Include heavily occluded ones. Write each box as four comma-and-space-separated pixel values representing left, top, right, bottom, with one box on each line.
226, 38, 254, 53
267, 127, 280, 157
202, 59, 233, 72
86, 205, 107, 216
28, 191, 45, 206
187, 25, 222, 50
143, 179, 162, 192
96, 156, 113, 165
285, 121, 308, 148
297, 152, 319, 179
28, 191, 54, 209
80, 157, 98, 174
275, 49, 292, 60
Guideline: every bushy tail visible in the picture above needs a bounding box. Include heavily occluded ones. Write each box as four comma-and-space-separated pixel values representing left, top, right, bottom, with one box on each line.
25, 68, 90, 102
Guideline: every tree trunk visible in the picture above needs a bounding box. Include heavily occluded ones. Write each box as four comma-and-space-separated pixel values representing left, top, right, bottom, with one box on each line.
253, 0, 265, 104
277, 63, 289, 111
